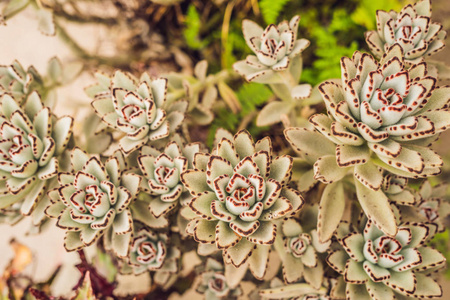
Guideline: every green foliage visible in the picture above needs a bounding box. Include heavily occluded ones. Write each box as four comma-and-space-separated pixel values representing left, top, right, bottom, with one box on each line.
429, 229, 450, 278
351, 0, 406, 30
183, 4, 208, 50
301, 9, 361, 85
259, 0, 292, 25
237, 82, 273, 114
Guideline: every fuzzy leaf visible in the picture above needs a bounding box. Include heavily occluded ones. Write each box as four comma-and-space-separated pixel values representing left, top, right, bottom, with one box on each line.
318, 181, 345, 242
257, 101, 294, 126
37, 9, 55, 36
248, 245, 270, 279
355, 179, 397, 236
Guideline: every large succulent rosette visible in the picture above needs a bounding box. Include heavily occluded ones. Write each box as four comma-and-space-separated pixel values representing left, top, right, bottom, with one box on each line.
138, 139, 200, 217
327, 219, 445, 299
45, 148, 141, 257
0, 92, 72, 225
233, 16, 309, 84
285, 44, 450, 240
365, 0, 446, 64
88, 71, 187, 154
313, 45, 449, 179
181, 130, 303, 270
195, 258, 242, 300
121, 227, 180, 282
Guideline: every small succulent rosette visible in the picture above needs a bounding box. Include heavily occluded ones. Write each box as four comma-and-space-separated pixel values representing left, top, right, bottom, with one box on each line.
327, 219, 446, 299
138, 138, 201, 217
285, 44, 450, 240
381, 173, 420, 206
121, 226, 180, 284
181, 129, 304, 276
365, 0, 446, 65
195, 258, 242, 300
0, 92, 73, 225
233, 16, 310, 84
45, 148, 141, 257
88, 70, 187, 154
0, 61, 44, 103
279, 216, 330, 288
167, 60, 218, 125
259, 277, 329, 300
400, 180, 450, 232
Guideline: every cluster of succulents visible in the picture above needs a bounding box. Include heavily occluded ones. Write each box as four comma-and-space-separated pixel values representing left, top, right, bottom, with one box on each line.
1, 0, 449, 299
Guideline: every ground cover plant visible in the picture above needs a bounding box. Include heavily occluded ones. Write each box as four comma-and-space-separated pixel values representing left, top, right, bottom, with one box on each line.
0, 0, 450, 299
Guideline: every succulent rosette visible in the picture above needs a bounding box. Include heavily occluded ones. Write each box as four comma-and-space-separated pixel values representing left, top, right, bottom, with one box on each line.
399, 181, 450, 232
285, 44, 450, 240
312, 45, 450, 179
381, 173, 420, 206
0, 92, 73, 225
279, 210, 330, 288
88, 70, 187, 154
45, 148, 141, 257
121, 226, 180, 279
195, 258, 242, 300
138, 138, 200, 217
182, 129, 303, 271
365, 0, 446, 64
327, 219, 446, 299
233, 16, 309, 84
0, 61, 44, 103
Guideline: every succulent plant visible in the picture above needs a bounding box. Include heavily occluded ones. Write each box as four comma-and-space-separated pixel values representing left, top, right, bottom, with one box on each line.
195, 258, 242, 300
233, 16, 309, 84
0, 92, 73, 225
138, 138, 200, 217
88, 71, 187, 154
327, 218, 446, 299
398, 180, 450, 232
45, 148, 141, 257
0, 61, 44, 103
182, 129, 303, 273
278, 210, 330, 288
167, 60, 219, 125
285, 44, 450, 240
365, 0, 446, 65
121, 226, 180, 278
416, 182, 450, 232
381, 172, 420, 207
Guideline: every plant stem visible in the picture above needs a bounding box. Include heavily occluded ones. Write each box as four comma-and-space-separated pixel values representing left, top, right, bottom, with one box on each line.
269, 70, 298, 102
279, 70, 297, 89
166, 69, 238, 106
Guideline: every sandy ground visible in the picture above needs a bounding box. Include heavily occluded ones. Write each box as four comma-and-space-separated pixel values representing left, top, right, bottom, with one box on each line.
0, 1, 449, 298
